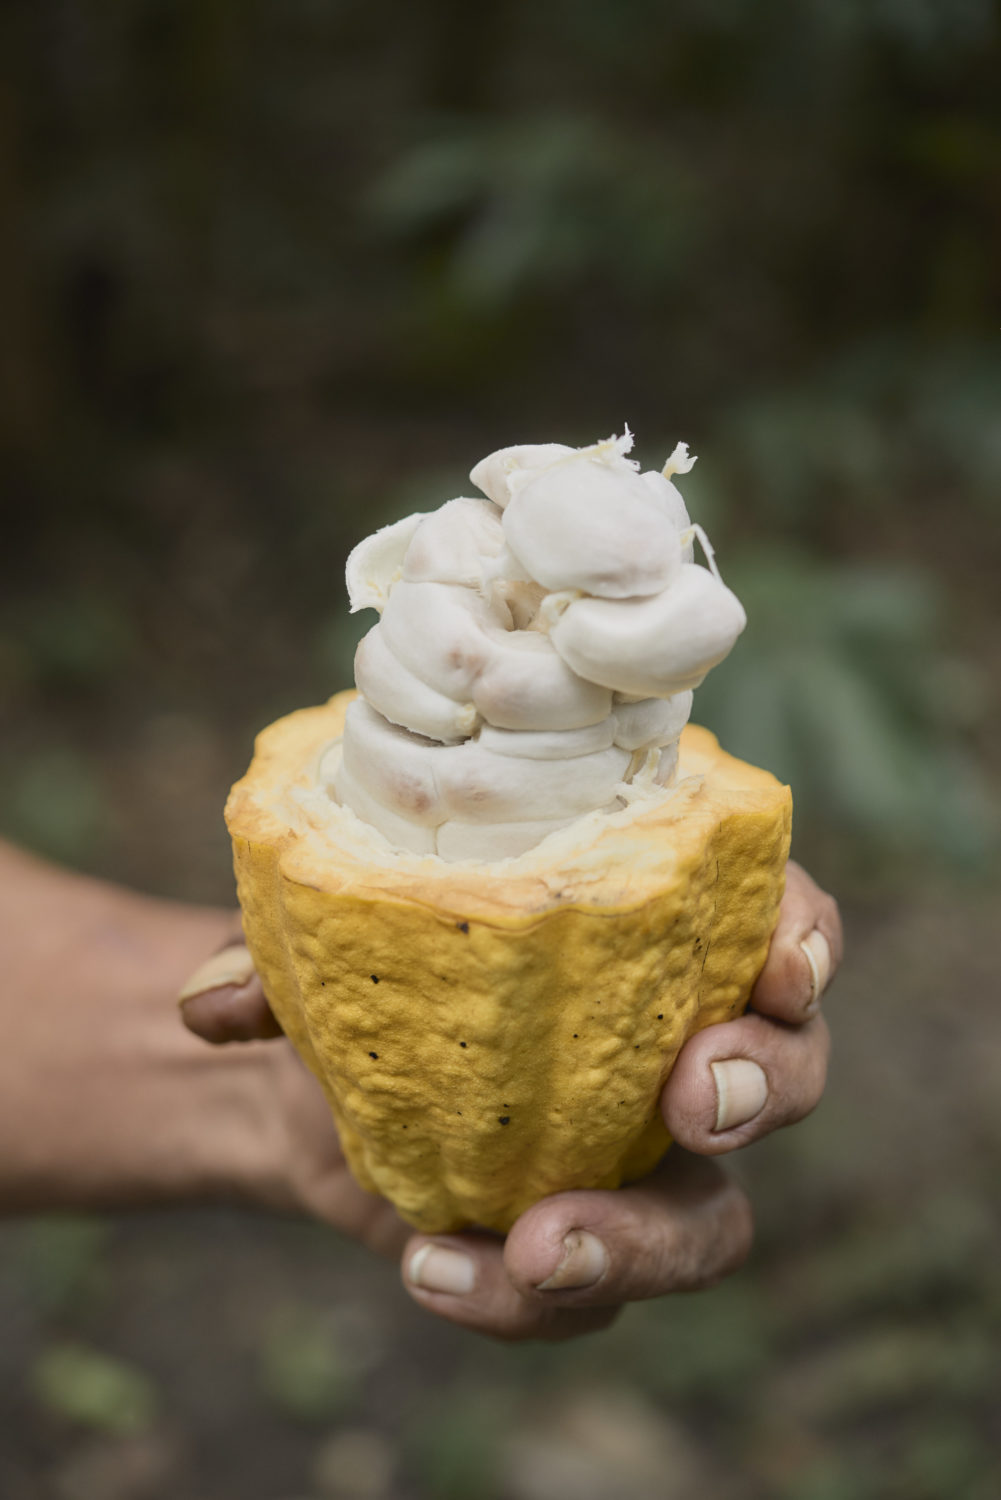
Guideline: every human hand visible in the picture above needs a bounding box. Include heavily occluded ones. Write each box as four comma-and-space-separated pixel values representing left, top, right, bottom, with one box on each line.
180, 859, 841, 1340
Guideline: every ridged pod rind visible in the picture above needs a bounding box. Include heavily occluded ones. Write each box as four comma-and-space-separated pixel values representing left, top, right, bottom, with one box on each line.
226, 690, 791, 1234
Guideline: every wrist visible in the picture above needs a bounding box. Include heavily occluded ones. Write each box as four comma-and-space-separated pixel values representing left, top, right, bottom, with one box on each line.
105, 897, 290, 1212
0, 843, 289, 1215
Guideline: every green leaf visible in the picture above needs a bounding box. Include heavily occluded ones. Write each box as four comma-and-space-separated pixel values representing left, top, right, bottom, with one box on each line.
696, 552, 997, 868
258, 1305, 353, 1424
31, 1343, 158, 1434
404, 1391, 507, 1500
2, 749, 110, 864
17, 1215, 110, 1314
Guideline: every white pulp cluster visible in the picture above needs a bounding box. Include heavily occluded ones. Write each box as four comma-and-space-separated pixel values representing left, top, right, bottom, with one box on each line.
334, 431, 746, 861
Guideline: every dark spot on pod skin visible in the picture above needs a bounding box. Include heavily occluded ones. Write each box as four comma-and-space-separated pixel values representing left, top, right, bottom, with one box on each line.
371, 975, 379, 984
459, 1041, 467, 1048
457, 922, 469, 933
320, 982, 325, 987
498, 1116, 510, 1126
657, 1013, 663, 1020
572, 1034, 578, 1039
369, 1051, 378, 1059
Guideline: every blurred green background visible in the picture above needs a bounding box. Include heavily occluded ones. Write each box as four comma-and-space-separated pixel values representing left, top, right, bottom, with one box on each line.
1, 2, 999, 1497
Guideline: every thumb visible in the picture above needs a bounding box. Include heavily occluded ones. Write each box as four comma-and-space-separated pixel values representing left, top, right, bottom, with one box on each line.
178, 941, 283, 1043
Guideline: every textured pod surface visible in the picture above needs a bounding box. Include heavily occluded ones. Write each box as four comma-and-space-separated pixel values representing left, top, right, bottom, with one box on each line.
226, 691, 791, 1234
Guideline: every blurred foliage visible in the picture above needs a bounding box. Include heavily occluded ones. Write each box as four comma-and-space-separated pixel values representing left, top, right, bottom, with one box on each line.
31, 1343, 158, 1435
771, 1192, 997, 1327
310, 1427, 397, 1500
1, 2, 1000, 1484
0, 747, 112, 865
256, 1303, 355, 1424
3, 0, 997, 887
4, 593, 136, 691
403, 1387, 512, 1500
3, 0, 999, 443
367, 113, 702, 309
695, 551, 997, 870
14, 1216, 111, 1316
713, 343, 1001, 526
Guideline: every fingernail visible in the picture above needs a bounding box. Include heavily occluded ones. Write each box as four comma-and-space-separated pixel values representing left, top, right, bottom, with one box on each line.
711, 1058, 768, 1133
799, 929, 832, 1013
177, 945, 255, 1004
407, 1243, 476, 1295
535, 1230, 609, 1291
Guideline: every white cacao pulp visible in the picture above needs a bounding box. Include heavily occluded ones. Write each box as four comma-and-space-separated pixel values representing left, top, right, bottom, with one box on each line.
335, 430, 746, 860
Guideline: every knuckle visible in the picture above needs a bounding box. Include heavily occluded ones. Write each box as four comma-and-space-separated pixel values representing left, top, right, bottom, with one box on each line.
696, 1183, 753, 1288
817, 888, 838, 927
812, 1012, 833, 1060
723, 1188, 755, 1274
666, 1184, 753, 1292
783, 1023, 830, 1123
625, 1207, 701, 1295
488, 1298, 607, 1344
489, 1288, 570, 1343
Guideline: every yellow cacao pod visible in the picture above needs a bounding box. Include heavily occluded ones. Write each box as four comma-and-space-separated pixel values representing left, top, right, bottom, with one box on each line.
226, 690, 791, 1234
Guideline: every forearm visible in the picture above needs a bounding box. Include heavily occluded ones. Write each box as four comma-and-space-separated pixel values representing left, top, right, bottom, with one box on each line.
0, 840, 279, 1213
